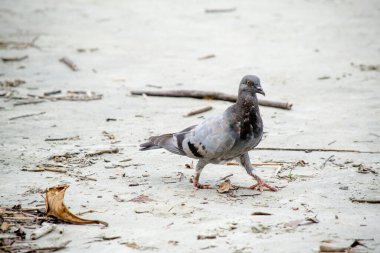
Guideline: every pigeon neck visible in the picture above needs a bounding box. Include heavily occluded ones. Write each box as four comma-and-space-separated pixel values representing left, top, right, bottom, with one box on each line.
236, 92, 259, 113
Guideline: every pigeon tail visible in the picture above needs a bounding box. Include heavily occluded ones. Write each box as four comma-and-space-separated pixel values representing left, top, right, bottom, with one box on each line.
140, 134, 183, 155
139, 141, 161, 151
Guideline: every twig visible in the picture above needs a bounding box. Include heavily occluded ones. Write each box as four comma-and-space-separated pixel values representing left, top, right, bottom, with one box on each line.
45, 136, 79, 142
350, 198, 380, 204
146, 84, 162, 89
41, 91, 102, 101
1, 55, 28, 62
25, 167, 67, 173
198, 54, 215, 60
31, 224, 56, 240
255, 147, 380, 154
274, 166, 284, 179
9, 112, 46, 120
102, 131, 115, 140
69, 173, 97, 181
205, 8, 236, 13
76, 209, 103, 215
184, 106, 213, 117
43, 90, 61, 96
320, 155, 335, 169
59, 57, 78, 71
85, 148, 119, 157
218, 173, 233, 181
0, 36, 40, 50
226, 161, 284, 166
130, 90, 293, 110
197, 235, 217, 240
13, 100, 45, 106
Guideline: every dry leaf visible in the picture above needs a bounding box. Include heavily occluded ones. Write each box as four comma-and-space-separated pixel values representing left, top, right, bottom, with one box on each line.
1, 222, 12, 232
217, 179, 232, 193
45, 185, 108, 226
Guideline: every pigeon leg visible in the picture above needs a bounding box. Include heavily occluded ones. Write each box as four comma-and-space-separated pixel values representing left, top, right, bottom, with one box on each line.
192, 160, 212, 189
238, 153, 277, 192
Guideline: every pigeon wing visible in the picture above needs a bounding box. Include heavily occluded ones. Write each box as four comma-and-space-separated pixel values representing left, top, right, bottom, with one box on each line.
176, 114, 238, 159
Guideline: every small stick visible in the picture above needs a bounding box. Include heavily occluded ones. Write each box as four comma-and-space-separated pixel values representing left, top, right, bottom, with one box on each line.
102, 131, 115, 140
43, 90, 61, 96
205, 8, 236, 13
274, 166, 284, 178
184, 106, 213, 117
44, 136, 79, 142
320, 155, 334, 169
76, 209, 103, 215
255, 147, 380, 154
85, 147, 119, 157
69, 173, 97, 181
146, 84, 162, 89
131, 90, 293, 110
25, 167, 67, 173
31, 224, 56, 240
9, 111, 45, 120
226, 162, 284, 166
198, 54, 215, 60
59, 57, 78, 71
218, 173, 233, 181
13, 100, 44, 106
350, 198, 380, 204
1, 55, 28, 62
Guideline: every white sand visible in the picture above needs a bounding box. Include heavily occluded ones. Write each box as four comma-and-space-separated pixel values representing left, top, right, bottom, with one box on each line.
0, 0, 379, 252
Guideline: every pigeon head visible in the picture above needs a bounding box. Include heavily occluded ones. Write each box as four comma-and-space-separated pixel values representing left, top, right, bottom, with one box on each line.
239, 75, 265, 96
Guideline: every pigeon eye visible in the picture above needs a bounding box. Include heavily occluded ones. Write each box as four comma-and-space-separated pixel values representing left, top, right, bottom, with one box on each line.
246, 80, 252, 86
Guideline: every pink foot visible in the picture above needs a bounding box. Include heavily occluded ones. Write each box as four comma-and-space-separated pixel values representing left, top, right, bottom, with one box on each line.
190, 176, 212, 189
249, 180, 277, 192
193, 183, 212, 189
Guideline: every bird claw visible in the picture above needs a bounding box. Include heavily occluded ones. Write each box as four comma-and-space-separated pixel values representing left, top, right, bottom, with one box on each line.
193, 183, 212, 189
249, 180, 277, 192
190, 175, 212, 189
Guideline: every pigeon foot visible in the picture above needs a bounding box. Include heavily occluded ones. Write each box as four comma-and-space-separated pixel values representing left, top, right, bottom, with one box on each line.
249, 180, 277, 192
193, 182, 212, 189
190, 175, 212, 189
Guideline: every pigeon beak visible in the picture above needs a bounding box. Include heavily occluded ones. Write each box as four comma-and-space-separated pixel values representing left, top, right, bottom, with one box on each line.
256, 88, 265, 96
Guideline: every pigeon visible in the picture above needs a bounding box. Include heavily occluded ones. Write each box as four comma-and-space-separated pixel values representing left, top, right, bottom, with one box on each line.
140, 75, 277, 191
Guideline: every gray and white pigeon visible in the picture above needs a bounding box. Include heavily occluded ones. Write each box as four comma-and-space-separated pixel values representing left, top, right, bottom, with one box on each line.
140, 75, 277, 191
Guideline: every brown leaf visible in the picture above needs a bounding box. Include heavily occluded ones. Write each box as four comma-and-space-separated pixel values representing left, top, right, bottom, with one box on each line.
0, 222, 12, 232
45, 185, 108, 226
217, 179, 232, 193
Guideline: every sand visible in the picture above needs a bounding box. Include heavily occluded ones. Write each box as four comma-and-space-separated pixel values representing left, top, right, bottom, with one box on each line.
0, 0, 379, 252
